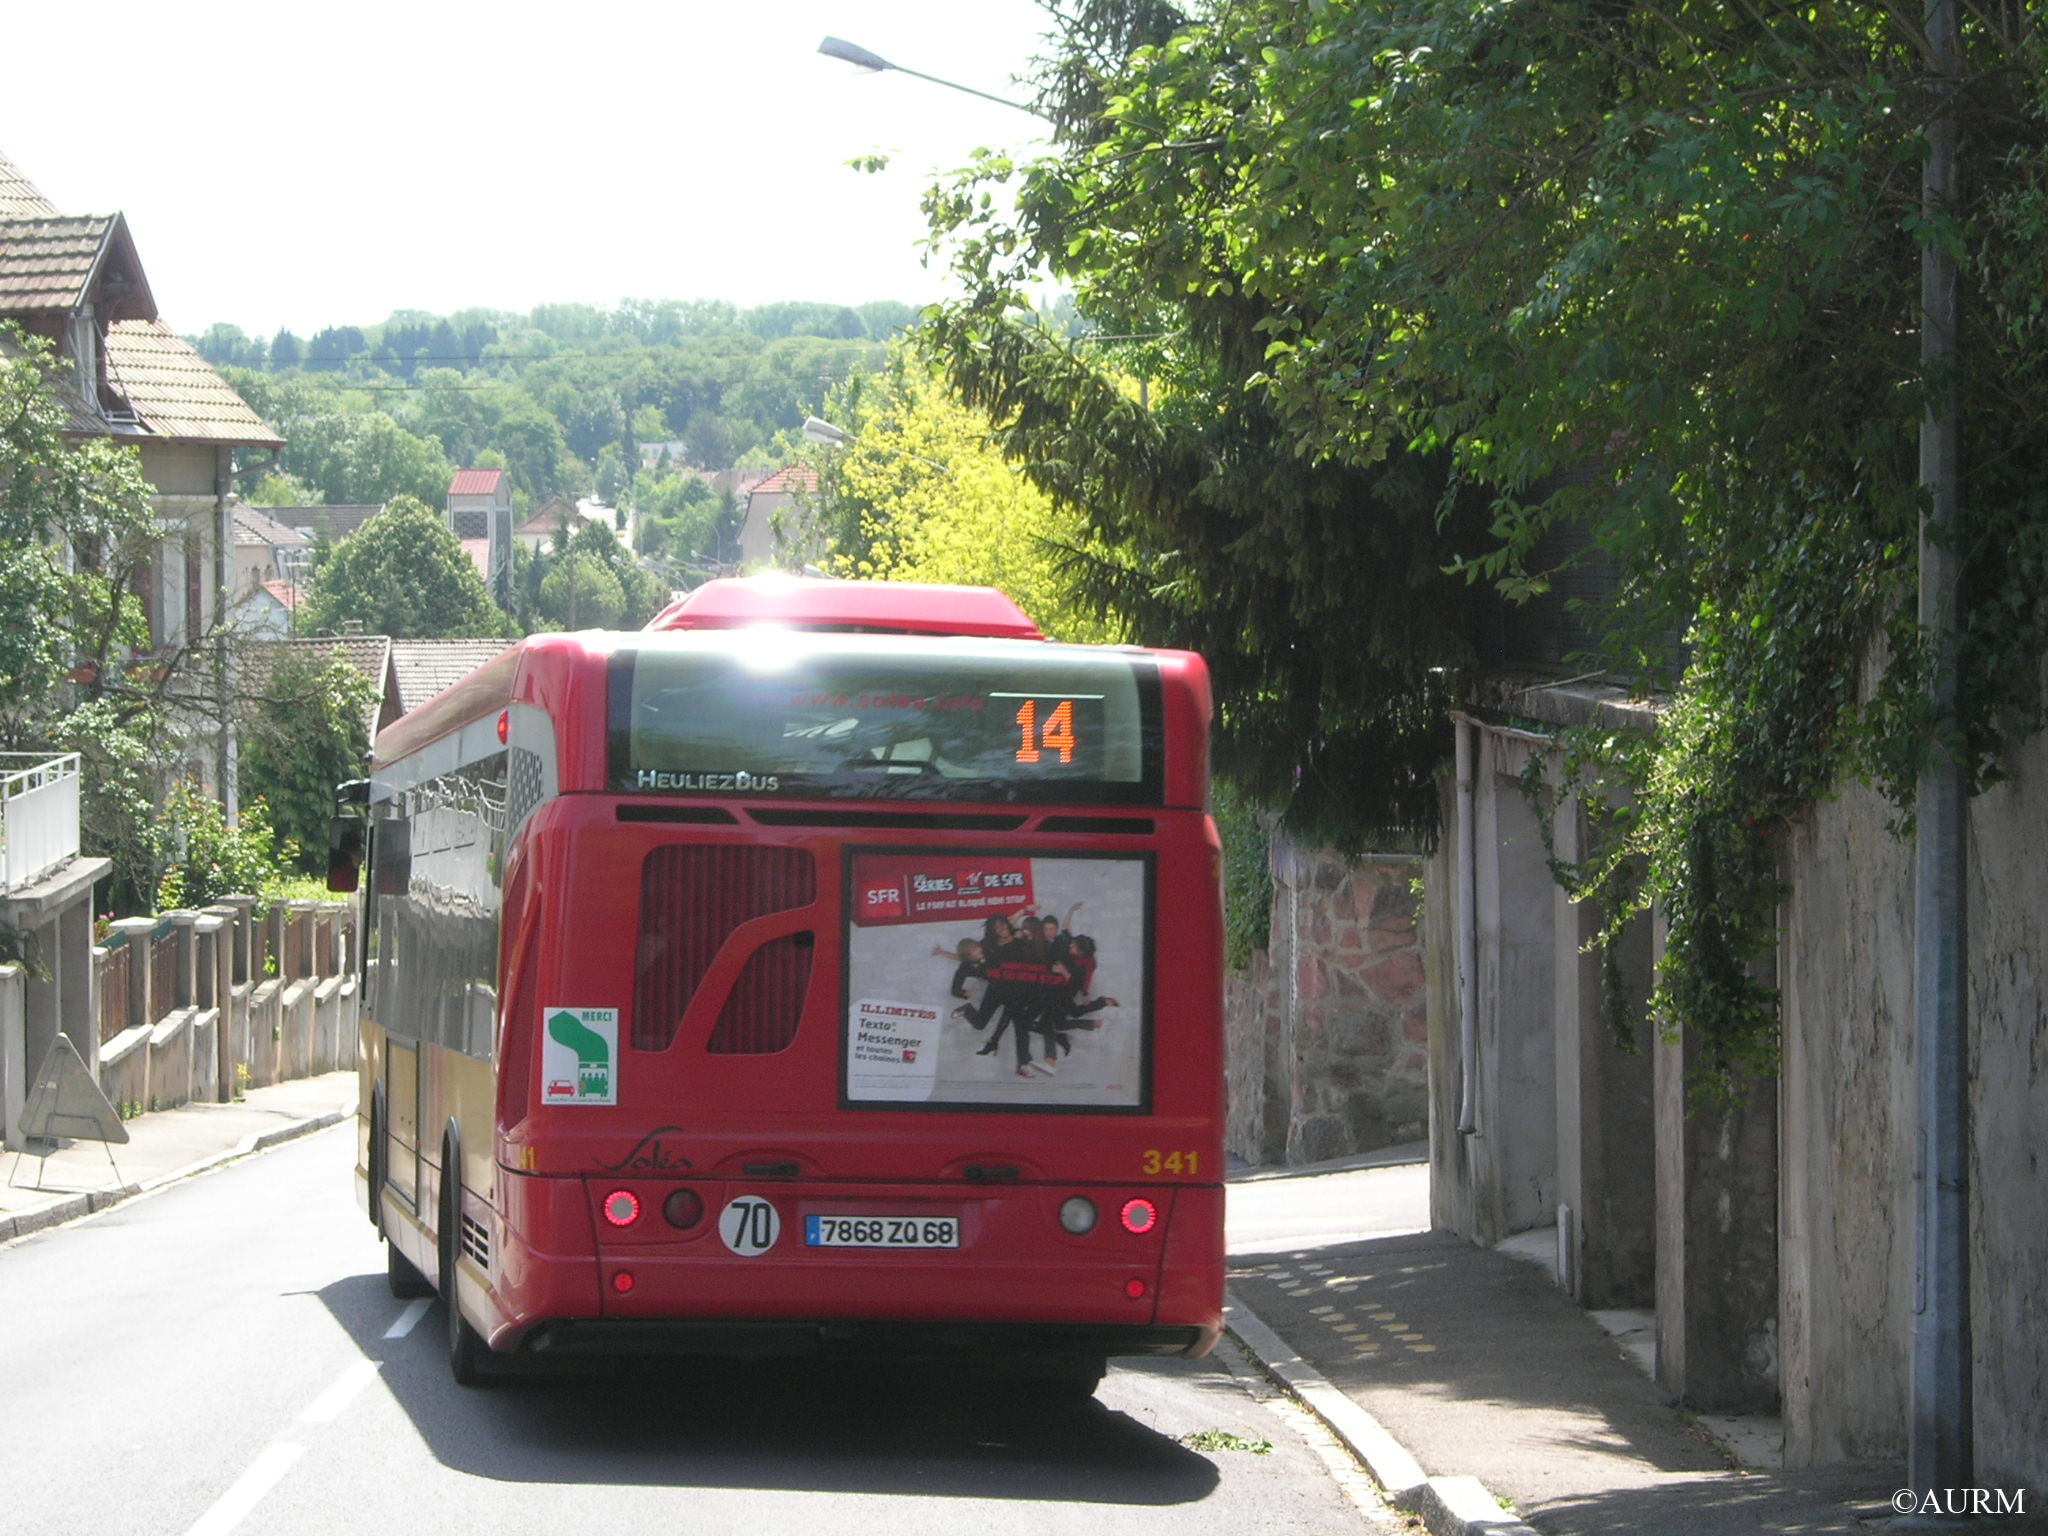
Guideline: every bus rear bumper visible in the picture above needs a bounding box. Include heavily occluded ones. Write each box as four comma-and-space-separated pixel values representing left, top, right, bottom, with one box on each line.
513, 1317, 1212, 1362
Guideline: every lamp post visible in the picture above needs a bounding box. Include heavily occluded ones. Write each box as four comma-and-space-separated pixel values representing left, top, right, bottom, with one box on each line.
805, 415, 952, 476
802, 416, 857, 449
818, 36, 1046, 119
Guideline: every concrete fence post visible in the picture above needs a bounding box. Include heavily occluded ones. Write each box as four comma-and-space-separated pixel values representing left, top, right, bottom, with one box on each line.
1, 961, 24, 1153
166, 910, 199, 1011
268, 903, 289, 987
193, 914, 225, 1103
203, 905, 240, 1099
218, 894, 257, 986
109, 915, 155, 1031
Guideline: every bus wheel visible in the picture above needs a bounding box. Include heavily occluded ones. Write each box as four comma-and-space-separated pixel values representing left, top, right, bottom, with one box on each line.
439, 1142, 495, 1387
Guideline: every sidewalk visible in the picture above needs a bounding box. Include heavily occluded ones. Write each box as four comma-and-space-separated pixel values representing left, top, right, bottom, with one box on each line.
1222, 1151, 2045, 1536
0, 1070, 356, 1245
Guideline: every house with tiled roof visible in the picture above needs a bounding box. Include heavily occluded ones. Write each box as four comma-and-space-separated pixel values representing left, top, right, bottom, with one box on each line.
230, 502, 313, 599
0, 150, 282, 667
237, 635, 402, 749
389, 639, 516, 717
0, 148, 286, 1109
515, 495, 576, 553
737, 464, 824, 569
447, 467, 513, 601
261, 504, 387, 544
230, 578, 301, 640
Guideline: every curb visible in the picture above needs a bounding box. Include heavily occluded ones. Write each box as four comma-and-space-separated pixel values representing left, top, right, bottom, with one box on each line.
0, 1106, 350, 1247
1225, 1290, 1541, 1536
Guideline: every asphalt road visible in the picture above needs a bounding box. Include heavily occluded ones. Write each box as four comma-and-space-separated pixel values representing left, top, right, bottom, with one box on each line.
0, 1126, 1397, 1536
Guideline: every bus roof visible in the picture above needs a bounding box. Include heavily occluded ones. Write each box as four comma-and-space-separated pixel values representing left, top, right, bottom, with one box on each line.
644, 577, 1044, 640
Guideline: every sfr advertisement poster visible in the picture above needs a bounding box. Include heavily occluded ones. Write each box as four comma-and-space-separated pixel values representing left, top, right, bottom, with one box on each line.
844, 850, 1151, 1112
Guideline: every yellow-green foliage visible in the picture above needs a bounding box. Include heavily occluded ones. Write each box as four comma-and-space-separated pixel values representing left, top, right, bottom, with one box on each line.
823, 355, 1126, 646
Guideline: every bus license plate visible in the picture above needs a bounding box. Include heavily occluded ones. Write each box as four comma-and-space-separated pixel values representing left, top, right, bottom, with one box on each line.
805, 1215, 959, 1249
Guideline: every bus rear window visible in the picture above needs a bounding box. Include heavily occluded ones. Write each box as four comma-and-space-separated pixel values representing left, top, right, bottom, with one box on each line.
608, 637, 1161, 803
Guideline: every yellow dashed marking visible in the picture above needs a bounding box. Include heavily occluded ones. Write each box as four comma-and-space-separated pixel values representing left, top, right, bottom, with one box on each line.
1407, 1343, 1437, 1353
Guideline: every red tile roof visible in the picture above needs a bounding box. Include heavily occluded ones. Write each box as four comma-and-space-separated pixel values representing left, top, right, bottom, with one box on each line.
448, 468, 506, 497
260, 579, 303, 610
751, 465, 819, 496
232, 503, 312, 549
0, 151, 57, 219
389, 639, 517, 715
103, 320, 283, 446
239, 635, 397, 745
0, 210, 153, 320
264, 505, 387, 541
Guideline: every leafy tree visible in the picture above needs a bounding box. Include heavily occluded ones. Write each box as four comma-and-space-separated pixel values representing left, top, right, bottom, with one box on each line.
247, 471, 317, 507
235, 649, 378, 872
915, 0, 2048, 1086
538, 552, 626, 630
305, 325, 367, 371
155, 784, 293, 912
1, 327, 158, 740
297, 496, 505, 639
270, 329, 303, 369
193, 323, 266, 369
820, 348, 1127, 643
2, 323, 219, 909
561, 519, 665, 627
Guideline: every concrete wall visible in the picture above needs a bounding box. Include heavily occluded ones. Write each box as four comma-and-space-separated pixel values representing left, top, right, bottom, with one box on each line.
1224, 834, 1428, 1167
1428, 730, 1561, 1243
1779, 707, 2048, 1488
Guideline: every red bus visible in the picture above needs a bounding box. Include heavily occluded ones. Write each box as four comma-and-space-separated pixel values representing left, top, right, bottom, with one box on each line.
338, 578, 1224, 1393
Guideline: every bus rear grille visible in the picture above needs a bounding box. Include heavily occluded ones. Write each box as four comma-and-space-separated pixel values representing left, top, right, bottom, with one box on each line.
461, 1210, 491, 1268
708, 934, 813, 1055
634, 846, 817, 1050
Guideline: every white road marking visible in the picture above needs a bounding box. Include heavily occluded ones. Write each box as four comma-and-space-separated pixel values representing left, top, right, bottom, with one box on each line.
183, 1442, 305, 1536
383, 1298, 432, 1339
299, 1359, 380, 1424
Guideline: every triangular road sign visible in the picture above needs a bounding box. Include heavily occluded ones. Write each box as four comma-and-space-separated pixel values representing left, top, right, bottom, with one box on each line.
19, 1033, 129, 1146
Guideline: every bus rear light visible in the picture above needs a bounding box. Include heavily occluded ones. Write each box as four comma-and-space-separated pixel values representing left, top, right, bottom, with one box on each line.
1120, 1198, 1158, 1235
602, 1189, 641, 1227
1058, 1196, 1098, 1235
1125, 1279, 1148, 1300
663, 1188, 705, 1230
497, 710, 509, 745
613, 1270, 635, 1294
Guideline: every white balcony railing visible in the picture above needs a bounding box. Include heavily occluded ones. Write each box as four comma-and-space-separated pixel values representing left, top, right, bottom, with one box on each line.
0, 752, 82, 891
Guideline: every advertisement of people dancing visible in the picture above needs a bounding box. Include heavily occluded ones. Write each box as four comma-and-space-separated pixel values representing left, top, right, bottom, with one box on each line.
843, 850, 1151, 1111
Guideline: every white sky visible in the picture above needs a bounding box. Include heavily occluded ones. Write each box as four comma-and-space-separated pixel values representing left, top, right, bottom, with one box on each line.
3, 0, 1058, 338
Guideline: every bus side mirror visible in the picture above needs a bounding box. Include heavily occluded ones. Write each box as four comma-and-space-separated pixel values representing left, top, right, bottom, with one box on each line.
326, 817, 365, 893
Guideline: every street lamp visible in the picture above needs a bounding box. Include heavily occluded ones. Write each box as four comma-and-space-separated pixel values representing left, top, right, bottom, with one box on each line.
803, 416, 857, 449
817, 36, 1046, 118
803, 415, 951, 476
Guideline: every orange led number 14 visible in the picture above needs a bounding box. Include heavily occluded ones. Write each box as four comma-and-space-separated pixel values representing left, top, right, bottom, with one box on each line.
1015, 699, 1078, 764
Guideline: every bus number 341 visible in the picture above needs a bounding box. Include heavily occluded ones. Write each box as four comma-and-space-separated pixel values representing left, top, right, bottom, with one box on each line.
1142, 1150, 1199, 1176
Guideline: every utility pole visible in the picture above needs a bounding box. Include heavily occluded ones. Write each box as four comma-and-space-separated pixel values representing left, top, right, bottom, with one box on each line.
1908, 0, 1971, 1506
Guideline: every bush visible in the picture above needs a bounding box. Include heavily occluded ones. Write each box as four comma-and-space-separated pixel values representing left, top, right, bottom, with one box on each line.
155, 786, 298, 912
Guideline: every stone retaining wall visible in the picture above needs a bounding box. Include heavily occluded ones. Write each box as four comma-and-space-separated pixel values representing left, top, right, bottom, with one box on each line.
1226, 835, 1429, 1167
